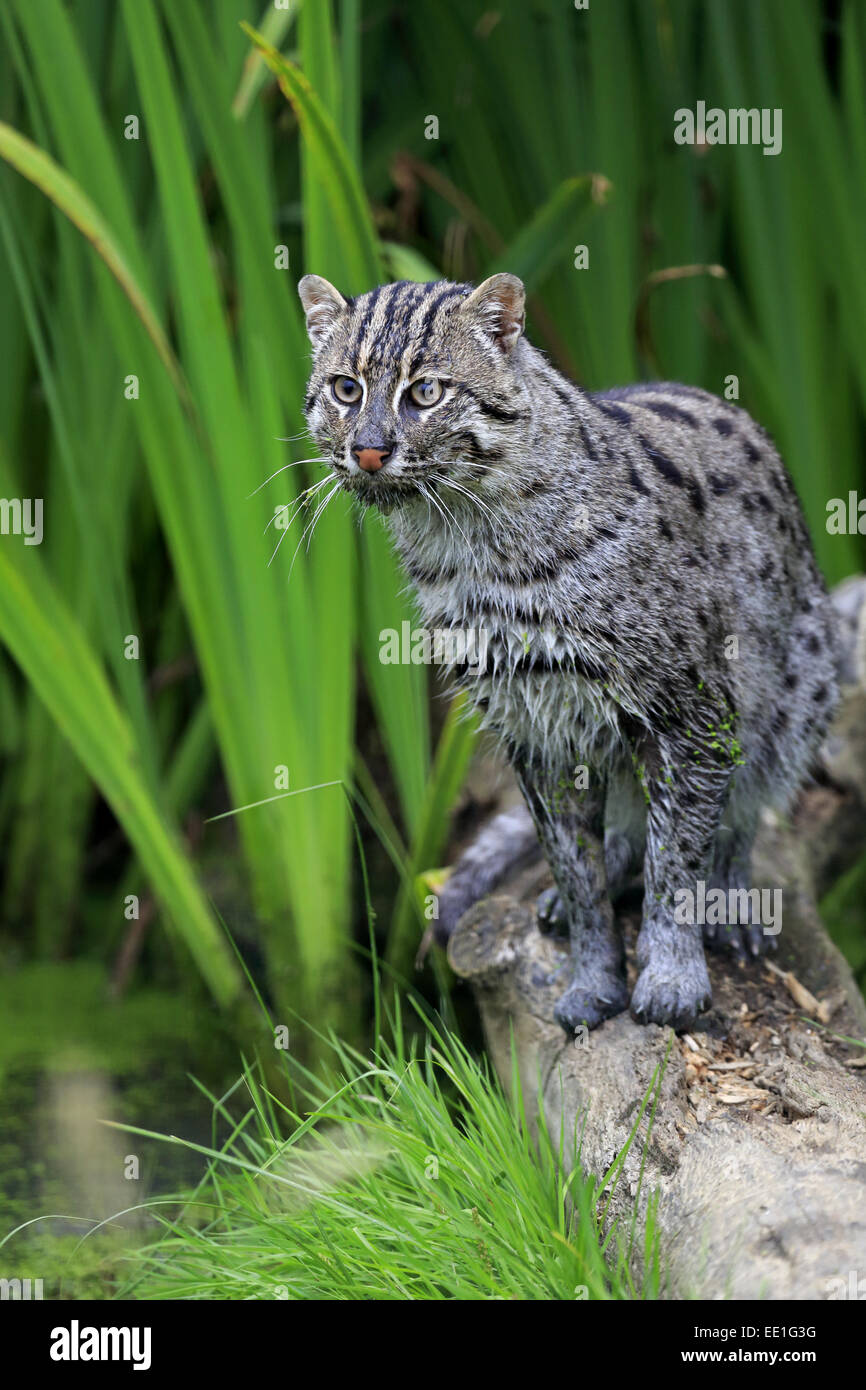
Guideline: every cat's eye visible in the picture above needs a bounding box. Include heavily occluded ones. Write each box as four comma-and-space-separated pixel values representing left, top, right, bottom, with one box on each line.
408, 377, 444, 408
332, 376, 363, 405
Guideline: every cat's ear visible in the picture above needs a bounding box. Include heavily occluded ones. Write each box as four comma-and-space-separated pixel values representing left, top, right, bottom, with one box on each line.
297, 275, 347, 349
461, 273, 525, 353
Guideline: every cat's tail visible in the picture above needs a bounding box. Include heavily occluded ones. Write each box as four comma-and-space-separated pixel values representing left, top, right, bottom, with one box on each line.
434, 803, 539, 944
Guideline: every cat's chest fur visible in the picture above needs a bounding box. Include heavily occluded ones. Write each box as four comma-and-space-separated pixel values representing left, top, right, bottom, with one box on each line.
390, 506, 631, 763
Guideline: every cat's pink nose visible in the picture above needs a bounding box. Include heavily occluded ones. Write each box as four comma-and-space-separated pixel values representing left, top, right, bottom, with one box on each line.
353, 445, 391, 472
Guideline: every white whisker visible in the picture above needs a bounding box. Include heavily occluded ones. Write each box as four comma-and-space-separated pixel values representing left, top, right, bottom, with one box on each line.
263, 475, 332, 537
269, 476, 331, 525
434, 489, 473, 552
267, 518, 292, 568
249, 457, 329, 499
287, 481, 342, 581
441, 478, 501, 531
266, 478, 333, 563
422, 482, 458, 555
451, 459, 511, 484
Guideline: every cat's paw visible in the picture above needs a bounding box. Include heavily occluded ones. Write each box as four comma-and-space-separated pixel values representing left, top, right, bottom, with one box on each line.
537, 886, 569, 938
554, 974, 629, 1034
630, 956, 711, 1032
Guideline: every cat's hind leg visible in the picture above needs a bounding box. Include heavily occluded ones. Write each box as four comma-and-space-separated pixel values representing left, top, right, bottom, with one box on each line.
705, 793, 775, 958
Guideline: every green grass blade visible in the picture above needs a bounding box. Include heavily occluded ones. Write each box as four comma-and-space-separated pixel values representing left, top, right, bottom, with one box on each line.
0, 546, 240, 1004
241, 21, 382, 293
0, 120, 185, 400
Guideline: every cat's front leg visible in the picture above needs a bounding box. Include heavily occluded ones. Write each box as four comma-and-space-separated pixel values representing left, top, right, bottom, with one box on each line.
631, 730, 732, 1030
511, 750, 628, 1033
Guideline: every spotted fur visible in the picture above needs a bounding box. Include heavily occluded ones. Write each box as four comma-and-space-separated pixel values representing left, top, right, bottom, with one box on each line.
298, 273, 840, 1034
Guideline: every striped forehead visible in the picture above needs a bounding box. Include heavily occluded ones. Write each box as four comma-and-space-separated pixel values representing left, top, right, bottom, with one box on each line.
346, 280, 469, 376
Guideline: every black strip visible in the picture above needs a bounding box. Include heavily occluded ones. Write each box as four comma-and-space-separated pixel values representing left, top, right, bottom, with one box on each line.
376, 285, 411, 343
708, 472, 737, 495
415, 284, 467, 351
686, 478, 706, 514
405, 557, 458, 586
639, 434, 683, 486
628, 461, 651, 495
487, 543, 583, 584
462, 386, 528, 423
594, 399, 632, 426
577, 421, 598, 461
519, 652, 606, 682
641, 400, 698, 427
353, 284, 383, 344
455, 430, 504, 462
391, 284, 434, 358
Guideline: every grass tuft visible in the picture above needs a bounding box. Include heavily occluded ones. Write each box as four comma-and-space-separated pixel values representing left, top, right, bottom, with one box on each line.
116, 1007, 663, 1302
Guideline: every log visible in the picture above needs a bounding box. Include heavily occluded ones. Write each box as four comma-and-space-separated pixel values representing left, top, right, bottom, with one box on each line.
447, 577, 866, 1300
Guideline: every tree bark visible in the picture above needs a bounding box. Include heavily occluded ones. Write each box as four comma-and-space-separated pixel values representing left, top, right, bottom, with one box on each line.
448, 577, 866, 1300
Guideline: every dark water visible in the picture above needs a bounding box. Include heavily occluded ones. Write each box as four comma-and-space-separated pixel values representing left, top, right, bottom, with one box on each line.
0, 1044, 244, 1298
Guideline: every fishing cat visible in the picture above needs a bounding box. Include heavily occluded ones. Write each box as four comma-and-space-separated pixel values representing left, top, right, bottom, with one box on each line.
298, 272, 839, 1033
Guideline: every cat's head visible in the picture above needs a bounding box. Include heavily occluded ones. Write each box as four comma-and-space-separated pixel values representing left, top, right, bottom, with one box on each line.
297, 274, 530, 512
